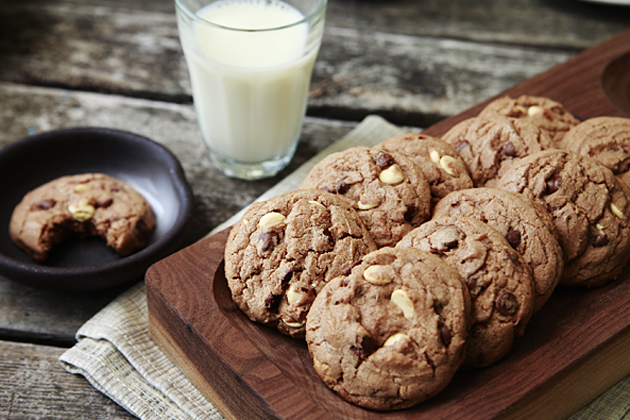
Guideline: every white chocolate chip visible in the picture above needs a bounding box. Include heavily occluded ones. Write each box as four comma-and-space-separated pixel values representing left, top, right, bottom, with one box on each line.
242, 218, 249, 225
308, 200, 326, 209
384, 333, 408, 347
363, 265, 392, 285
258, 212, 286, 227
439, 155, 458, 176
527, 105, 544, 116
611, 203, 627, 220
73, 184, 91, 193
286, 287, 302, 305
391, 289, 415, 319
282, 319, 304, 328
68, 197, 95, 222
596, 223, 604, 231
379, 164, 405, 185
429, 149, 441, 164
514, 105, 528, 114
357, 201, 378, 210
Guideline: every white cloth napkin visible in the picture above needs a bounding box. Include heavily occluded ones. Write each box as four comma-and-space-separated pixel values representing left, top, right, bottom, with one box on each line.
59, 115, 405, 420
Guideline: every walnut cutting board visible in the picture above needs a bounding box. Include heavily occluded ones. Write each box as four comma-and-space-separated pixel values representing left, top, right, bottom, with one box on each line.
146, 29, 630, 420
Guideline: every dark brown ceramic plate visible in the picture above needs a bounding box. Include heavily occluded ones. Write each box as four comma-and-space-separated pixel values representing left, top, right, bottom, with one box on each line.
0, 127, 194, 292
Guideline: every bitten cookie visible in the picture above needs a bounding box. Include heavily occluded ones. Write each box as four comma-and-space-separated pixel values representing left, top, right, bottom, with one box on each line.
306, 247, 471, 411
498, 149, 630, 287
478, 95, 580, 143
375, 133, 473, 203
433, 188, 563, 313
441, 116, 554, 187
300, 146, 432, 248
397, 216, 534, 368
559, 117, 630, 189
9, 173, 155, 261
224, 189, 377, 338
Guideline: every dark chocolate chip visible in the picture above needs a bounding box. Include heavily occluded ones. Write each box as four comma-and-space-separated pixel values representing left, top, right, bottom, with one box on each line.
501, 141, 518, 157
432, 301, 444, 315
546, 175, 562, 194
444, 239, 459, 249
495, 291, 519, 316
455, 140, 470, 152
506, 228, 521, 249
264, 294, 281, 312
467, 274, 478, 290
95, 198, 113, 208
376, 152, 395, 168
258, 232, 278, 253
32, 199, 56, 211
282, 267, 300, 288
438, 321, 452, 347
342, 260, 362, 276
334, 179, 350, 194
592, 233, 609, 248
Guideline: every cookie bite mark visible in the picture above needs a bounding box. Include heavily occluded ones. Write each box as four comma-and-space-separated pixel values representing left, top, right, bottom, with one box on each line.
9, 173, 155, 261
306, 247, 470, 410
300, 146, 431, 248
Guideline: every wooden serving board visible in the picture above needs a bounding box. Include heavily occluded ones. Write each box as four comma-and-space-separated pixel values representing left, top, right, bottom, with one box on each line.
146, 29, 630, 420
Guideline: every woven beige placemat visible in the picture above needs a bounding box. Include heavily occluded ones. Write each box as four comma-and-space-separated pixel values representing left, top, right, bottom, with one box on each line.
59, 114, 630, 420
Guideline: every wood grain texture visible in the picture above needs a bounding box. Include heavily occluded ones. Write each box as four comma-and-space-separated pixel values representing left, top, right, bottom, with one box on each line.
2, 0, 622, 125
146, 29, 630, 420
0, 340, 136, 419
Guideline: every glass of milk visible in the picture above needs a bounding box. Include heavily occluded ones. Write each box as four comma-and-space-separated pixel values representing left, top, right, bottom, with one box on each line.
175, 0, 327, 180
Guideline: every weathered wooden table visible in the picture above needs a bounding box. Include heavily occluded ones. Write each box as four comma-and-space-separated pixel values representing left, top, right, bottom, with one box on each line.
0, 0, 629, 418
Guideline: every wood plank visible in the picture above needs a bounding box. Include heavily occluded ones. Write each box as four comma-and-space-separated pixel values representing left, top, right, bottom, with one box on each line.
0, 340, 136, 419
0, 278, 129, 346
0, 0, 601, 125
146, 28, 630, 420
325, 0, 630, 49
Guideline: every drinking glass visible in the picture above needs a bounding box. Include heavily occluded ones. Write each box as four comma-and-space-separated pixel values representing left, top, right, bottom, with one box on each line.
175, 0, 327, 180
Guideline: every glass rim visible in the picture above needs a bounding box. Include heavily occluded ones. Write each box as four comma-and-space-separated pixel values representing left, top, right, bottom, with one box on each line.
175, 0, 327, 33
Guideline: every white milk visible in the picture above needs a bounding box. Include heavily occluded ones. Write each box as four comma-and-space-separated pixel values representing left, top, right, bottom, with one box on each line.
184, 0, 318, 164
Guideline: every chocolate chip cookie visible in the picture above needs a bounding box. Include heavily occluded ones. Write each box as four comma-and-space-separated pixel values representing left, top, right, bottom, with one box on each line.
397, 216, 534, 368
9, 173, 155, 261
441, 116, 554, 188
479, 95, 580, 143
433, 188, 563, 313
375, 132, 473, 204
560, 117, 630, 189
300, 146, 432, 248
306, 246, 470, 411
498, 149, 630, 287
224, 189, 378, 338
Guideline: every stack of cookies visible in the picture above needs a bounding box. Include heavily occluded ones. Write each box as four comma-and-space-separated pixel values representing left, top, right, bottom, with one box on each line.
223, 95, 630, 411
